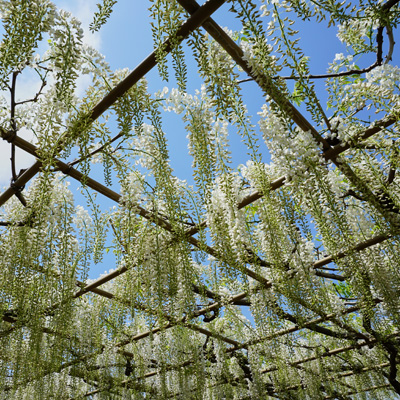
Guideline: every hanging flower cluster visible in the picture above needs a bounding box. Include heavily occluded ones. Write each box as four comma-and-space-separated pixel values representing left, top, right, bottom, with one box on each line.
0, 0, 400, 399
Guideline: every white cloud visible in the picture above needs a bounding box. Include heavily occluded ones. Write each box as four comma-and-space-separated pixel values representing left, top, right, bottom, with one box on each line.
56, 0, 103, 97
0, 0, 103, 186
0, 70, 40, 185
58, 0, 102, 50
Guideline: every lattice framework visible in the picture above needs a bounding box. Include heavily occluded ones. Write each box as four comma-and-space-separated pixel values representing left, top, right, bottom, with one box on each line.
1, 0, 400, 398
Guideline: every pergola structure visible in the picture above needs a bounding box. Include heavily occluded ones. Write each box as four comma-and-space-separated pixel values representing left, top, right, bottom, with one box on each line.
1, 0, 400, 398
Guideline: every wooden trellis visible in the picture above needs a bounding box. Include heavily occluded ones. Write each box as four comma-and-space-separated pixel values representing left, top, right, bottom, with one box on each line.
1, 0, 400, 399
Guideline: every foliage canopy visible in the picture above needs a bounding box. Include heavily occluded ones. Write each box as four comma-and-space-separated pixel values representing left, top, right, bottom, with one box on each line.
1, 0, 400, 398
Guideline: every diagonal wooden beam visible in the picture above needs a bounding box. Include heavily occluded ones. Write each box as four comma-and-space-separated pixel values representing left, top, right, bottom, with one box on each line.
0, 0, 227, 208
2, 133, 392, 345
178, 0, 400, 233
2, 132, 273, 289
2, 61, 396, 307
259, 332, 398, 375
178, 0, 319, 134
324, 383, 392, 399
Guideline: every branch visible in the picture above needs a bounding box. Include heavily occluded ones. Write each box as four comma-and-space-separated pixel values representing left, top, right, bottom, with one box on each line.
67, 129, 125, 168
276, 303, 357, 340
15, 78, 47, 106
238, 61, 379, 83
0, 221, 26, 227
363, 318, 400, 394
384, 349, 400, 394
10, 168, 28, 207
376, 26, 384, 65
239, 0, 398, 85
385, 25, 395, 64
382, 0, 400, 11
388, 141, 398, 184
342, 188, 400, 214
10, 71, 18, 181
